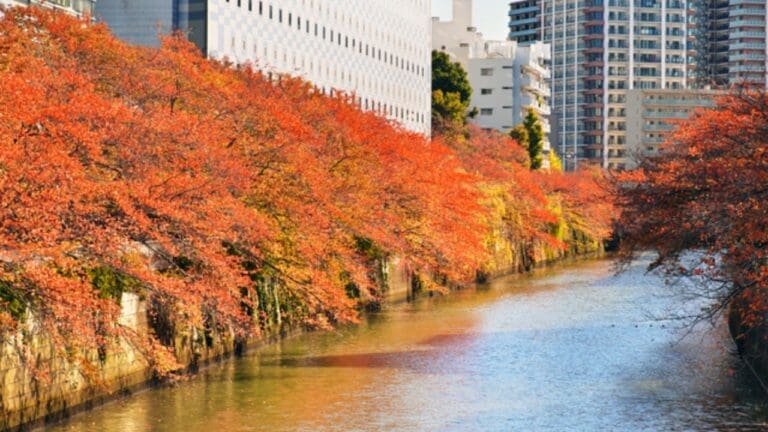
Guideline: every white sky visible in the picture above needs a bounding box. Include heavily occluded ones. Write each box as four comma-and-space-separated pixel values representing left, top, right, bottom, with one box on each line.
431, 0, 511, 41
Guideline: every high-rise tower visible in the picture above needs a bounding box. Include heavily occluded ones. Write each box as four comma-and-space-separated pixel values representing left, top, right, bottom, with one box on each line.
510, 0, 768, 169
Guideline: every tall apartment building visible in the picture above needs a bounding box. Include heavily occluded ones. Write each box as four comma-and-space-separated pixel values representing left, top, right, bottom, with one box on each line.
95, 0, 432, 135
511, 0, 768, 169
508, 0, 541, 44
434, 0, 552, 163
536, 0, 693, 170
692, 0, 767, 88
0, 0, 95, 16
723, 0, 767, 87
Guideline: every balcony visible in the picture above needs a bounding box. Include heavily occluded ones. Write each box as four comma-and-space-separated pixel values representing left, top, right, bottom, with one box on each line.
731, 42, 766, 50
521, 62, 551, 79
524, 103, 552, 116
521, 75, 552, 97
730, 9, 767, 18
642, 123, 676, 131
642, 111, 692, 119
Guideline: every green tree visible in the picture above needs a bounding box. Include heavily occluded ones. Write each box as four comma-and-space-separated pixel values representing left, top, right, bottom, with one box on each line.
431, 89, 467, 126
509, 109, 544, 170
509, 124, 529, 148
523, 109, 544, 170
431, 50, 473, 129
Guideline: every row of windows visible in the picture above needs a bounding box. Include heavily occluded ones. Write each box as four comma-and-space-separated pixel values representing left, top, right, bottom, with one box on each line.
245, 41, 423, 107
262, 69, 428, 129
223, 0, 427, 78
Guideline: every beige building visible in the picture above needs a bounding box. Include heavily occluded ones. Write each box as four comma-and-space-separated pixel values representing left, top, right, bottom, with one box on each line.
625, 89, 723, 168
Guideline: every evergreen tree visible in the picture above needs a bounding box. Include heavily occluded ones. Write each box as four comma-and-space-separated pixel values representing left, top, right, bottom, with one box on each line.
523, 109, 544, 170
431, 50, 473, 130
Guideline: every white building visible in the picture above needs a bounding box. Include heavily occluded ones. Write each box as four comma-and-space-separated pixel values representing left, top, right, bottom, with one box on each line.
95, 0, 432, 135
0, 0, 95, 16
431, 0, 481, 69
467, 40, 551, 157
433, 0, 552, 164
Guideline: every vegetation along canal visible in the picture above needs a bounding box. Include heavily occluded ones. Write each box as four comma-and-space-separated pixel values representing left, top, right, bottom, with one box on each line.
50, 257, 768, 431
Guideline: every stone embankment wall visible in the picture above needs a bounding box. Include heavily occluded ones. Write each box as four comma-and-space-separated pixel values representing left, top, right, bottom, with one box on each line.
728, 293, 768, 392
0, 292, 241, 431
385, 231, 604, 302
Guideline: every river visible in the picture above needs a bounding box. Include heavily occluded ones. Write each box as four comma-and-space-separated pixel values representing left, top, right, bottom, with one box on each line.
49, 257, 768, 431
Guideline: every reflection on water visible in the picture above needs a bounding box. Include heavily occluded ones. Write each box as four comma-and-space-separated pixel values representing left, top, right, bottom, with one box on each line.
50, 258, 768, 431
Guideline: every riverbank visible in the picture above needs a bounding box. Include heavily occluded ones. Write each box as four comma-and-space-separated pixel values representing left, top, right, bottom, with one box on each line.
47, 257, 768, 432
728, 292, 768, 395
1, 243, 602, 431
0, 8, 612, 431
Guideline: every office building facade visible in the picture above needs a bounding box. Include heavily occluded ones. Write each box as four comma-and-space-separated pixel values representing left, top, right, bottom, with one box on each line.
96, 0, 432, 135
537, 0, 692, 170
0, 0, 95, 16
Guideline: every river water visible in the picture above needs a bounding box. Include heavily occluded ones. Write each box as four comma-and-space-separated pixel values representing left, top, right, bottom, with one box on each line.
50, 257, 768, 431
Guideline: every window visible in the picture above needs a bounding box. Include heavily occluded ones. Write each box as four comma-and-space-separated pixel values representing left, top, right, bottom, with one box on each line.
480, 68, 494, 76
480, 108, 494, 116
481, 88, 493, 95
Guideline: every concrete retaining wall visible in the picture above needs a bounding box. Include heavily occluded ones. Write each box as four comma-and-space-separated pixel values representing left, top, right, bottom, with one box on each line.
0, 292, 243, 431
728, 291, 768, 393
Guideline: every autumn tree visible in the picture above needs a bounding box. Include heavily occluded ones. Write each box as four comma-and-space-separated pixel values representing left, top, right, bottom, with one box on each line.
0, 7, 615, 380
615, 91, 768, 327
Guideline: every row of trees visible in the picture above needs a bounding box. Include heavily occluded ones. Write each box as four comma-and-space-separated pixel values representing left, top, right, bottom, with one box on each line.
0, 8, 613, 376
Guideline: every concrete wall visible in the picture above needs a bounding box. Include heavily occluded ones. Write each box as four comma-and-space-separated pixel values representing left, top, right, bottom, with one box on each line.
729, 290, 768, 392
0, 292, 242, 431
431, 0, 481, 68
385, 257, 414, 303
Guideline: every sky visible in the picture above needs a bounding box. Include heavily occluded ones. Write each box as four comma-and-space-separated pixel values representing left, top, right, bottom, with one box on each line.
431, 0, 511, 41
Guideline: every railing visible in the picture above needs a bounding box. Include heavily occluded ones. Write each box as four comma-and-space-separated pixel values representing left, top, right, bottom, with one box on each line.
642, 111, 693, 118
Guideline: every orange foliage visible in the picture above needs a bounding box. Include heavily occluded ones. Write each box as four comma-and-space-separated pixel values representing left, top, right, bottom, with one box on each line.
616, 91, 768, 323
0, 7, 613, 374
